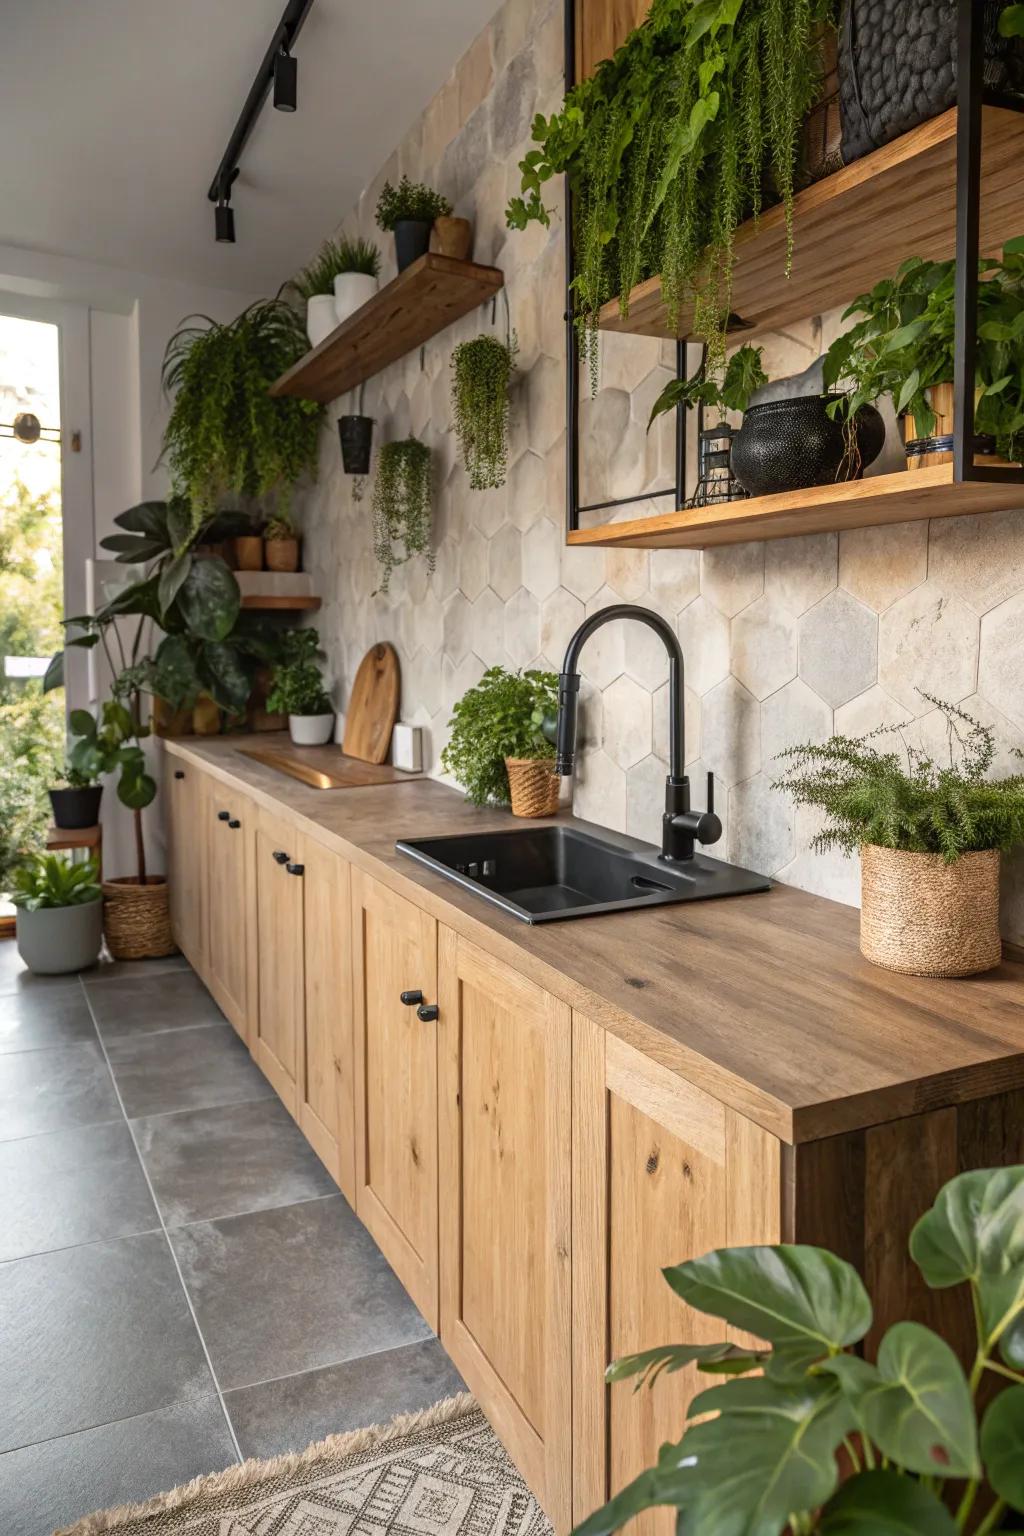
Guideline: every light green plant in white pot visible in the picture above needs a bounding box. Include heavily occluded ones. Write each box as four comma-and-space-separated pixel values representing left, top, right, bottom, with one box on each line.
13, 853, 103, 975
266, 628, 334, 746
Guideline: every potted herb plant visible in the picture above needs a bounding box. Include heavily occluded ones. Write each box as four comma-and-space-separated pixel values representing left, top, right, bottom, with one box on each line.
372, 437, 433, 592
287, 234, 382, 340
773, 695, 1024, 977
266, 628, 334, 746
451, 333, 518, 490
263, 510, 300, 573
441, 665, 561, 817
12, 853, 103, 975
577, 1163, 1024, 1536
375, 175, 452, 272
331, 236, 381, 325
48, 762, 102, 831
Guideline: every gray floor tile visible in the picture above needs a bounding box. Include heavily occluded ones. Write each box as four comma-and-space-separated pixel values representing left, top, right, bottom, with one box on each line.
0, 982, 96, 1054
226, 1337, 465, 1460
86, 969, 225, 1040
106, 1023, 274, 1120
0, 1395, 236, 1536
0, 1122, 157, 1262
0, 1042, 120, 1142
135, 1097, 337, 1228
87, 953, 190, 983
0, 939, 92, 996
0, 1230, 212, 1451
171, 1196, 432, 1391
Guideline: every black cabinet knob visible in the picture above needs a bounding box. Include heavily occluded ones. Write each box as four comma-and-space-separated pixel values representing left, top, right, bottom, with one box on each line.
217, 810, 230, 822
286, 862, 304, 876
400, 989, 424, 1007
174, 770, 185, 780
272, 850, 289, 864
228, 819, 241, 830
416, 1003, 440, 1023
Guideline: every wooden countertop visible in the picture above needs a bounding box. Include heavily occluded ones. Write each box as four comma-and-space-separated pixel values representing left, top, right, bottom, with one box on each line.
166, 735, 1024, 1147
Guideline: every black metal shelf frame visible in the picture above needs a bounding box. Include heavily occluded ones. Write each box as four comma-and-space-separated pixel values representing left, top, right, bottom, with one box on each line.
564, 0, 1024, 540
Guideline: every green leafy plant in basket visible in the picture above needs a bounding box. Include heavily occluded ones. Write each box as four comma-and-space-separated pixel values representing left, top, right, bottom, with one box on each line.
441, 665, 559, 807
371, 438, 434, 593
576, 1162, 1024, 1536
265, 629, 332, 718
647, 343, 766, 430
450, 333, 519, 489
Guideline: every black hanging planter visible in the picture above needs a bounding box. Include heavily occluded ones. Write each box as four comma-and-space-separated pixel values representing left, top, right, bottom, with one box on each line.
49, 784, 104, 830
393, 219, 432, 272
731, 394, 885, 498
338, 414, 374, 475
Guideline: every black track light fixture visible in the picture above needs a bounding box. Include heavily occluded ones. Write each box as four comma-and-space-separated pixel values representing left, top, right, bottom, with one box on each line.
273, 46, 297, 111
215, 196, 235, 244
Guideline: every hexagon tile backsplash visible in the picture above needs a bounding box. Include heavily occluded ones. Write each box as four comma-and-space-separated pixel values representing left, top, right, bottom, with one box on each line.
299, 0, 1024, 942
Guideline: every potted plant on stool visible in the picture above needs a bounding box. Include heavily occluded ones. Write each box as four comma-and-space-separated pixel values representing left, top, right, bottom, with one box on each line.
375, 175, 452, 272
12, 853, 103, 975
774, 694, 1024, 977
48, 762, 103, 830
442, 665, 561, 817
266, 628, 335, 746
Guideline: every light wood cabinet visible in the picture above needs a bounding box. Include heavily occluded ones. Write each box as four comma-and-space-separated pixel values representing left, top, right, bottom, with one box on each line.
438, 929, 572, 1532
297, 831, 355, 1200
351, 868, 439, 1326
202, 775, 253, 1040
252, 804, 305, 1114
572, 1014, 781, 1536
167, 763, 204, 969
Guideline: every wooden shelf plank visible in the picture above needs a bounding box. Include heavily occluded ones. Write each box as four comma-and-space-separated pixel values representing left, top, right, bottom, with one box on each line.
599, 107, 1024, 342
270, 252, 504, 403
239, 594, 322, 611
566, 466, 1024, 550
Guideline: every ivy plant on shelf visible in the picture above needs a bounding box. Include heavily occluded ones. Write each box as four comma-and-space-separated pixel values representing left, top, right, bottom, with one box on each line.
506, 0, 838, 387
450, 332, 518, 489
371, 437, 434, 593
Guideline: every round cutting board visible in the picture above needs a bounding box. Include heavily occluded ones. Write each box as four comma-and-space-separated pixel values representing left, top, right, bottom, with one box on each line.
341, 642, 400, 765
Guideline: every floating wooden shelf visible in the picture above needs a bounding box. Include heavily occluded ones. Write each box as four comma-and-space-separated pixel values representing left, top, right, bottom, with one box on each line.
269, 252, 505, 404
240, 594, 322, 611
566, 465, 1024, 550
599, 106, 1024, 342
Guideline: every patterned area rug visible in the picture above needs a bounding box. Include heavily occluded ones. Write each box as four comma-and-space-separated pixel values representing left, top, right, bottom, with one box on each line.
58, 1395, 552, 1536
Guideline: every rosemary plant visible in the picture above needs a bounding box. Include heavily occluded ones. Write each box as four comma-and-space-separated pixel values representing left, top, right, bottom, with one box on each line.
371, 438, 434, 593
450, 333, 518, 489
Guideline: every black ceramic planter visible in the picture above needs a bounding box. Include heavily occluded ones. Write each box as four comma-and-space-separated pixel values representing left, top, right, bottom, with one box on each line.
338, 414, 374, 475
393, 220, 432, 272
731, 394, 884, 498
49, 783, 103, 830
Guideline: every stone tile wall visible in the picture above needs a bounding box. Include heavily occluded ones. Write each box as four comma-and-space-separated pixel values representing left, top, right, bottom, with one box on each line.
300, 0, 1024, 940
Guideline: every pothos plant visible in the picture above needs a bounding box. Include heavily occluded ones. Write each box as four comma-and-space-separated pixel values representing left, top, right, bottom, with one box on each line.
577, 1164, 1024, 1536
371, 437, 434, 593
647, 342, 766, 429
507, 0, 837, 388
450, 332, 518, 489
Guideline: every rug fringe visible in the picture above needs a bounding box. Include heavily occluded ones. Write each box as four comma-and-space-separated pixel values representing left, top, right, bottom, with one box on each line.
56, 1391, 478, 1536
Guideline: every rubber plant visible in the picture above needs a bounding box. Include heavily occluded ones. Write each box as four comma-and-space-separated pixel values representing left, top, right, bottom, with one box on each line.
450, 332, 518, 489
577, 1162, 1024, 1536
507, 0, 838, 387
371, 437, 434, 593
161, 299, 323, 526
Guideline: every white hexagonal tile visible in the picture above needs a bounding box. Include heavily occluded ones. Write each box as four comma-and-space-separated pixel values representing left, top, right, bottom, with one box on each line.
700, 541, 765, 617
879, 584, 979, 711
601, 676, 653, 769
470, 587, 508, 668
834, 684, 909, 739
775, 803, 861, 907
442, 591, 473, 664
731, 598, 798, 701
503, 587, 541, 669
442, 650, 486, 715
600, 332, 664, 395
540, 587, 584, 662
526, 353, 565, 456
800, 589, 878, 708
928, 509, 1024, 615
560, 541, 606, 603
488, 524, 522, 601
431, 536, 459, 602
700, 676, 760, 788
626, 754, 671, 846
728, 773, 794, 875
602, 547, 650, 603
677, 597, 731, 694
417, 589, 444, 655
522, 517, 561, 599
404, 646, 442, 719
507, 449, 548, 530
458, 526, 488, 601
573, 748, 627, 832
623, 602, 675, 688
764, 533, 837, 615
979, 590, 1024, 730
761, 679, 833, 773
838, 521, 928, 613
580, 588, 627, 688
469, 484, 508, 539
959, 691, 1024, 775
649, 549, 701, 612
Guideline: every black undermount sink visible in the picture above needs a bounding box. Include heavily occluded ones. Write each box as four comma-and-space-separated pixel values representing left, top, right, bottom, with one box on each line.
396, 822, 770, 924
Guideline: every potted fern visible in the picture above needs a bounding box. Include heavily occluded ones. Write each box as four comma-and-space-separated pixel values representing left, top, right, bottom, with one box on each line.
441, 666, 561, 817
773, 695, 1024, 977
12, 853, 103, 975
375, 175, 452, 271
266, 628, 334, 746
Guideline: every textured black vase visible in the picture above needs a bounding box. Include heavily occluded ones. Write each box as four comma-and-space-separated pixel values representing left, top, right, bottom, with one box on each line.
49, 784, 103, 830
731, 395, 884, 498
393, 220, 432, 272
338, 414, 374, 475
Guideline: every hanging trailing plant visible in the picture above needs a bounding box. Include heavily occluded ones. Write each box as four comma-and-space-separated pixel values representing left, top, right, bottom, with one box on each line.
506, 0, 838, 387
450, 332, 518, 490
371, 438, 434, 593
161, 300, 323, 528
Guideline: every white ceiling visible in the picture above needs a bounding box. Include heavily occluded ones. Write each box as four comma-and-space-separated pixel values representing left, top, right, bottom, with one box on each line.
0, 0, 498, 295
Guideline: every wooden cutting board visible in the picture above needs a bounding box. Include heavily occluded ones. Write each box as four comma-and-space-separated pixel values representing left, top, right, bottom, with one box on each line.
342, 643, 400, 764
237, 744, 419, 790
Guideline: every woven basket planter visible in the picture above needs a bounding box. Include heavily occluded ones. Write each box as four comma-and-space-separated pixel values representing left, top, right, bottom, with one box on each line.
103, 876, 177, 961
505, 757, 560, 819
859, 844, 1002, 978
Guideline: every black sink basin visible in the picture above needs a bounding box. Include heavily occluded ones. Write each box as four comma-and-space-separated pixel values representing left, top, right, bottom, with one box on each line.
396, 822, 770, 923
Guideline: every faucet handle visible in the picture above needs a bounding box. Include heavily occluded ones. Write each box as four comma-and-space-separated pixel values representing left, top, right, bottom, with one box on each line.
706, 770, 715, 815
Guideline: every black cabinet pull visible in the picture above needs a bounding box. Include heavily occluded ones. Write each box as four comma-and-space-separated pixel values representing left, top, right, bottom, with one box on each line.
286, 862, 304, 876
217, 810, 230, 822
416, 1003, 440, 1023
272, 850, 289, 864
400, 989, 424, 1007
228, 819, 241, 829
174, 770, 185, 780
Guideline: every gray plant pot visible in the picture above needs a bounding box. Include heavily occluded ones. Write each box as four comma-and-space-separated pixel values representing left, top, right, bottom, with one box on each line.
16, 899, 103, 975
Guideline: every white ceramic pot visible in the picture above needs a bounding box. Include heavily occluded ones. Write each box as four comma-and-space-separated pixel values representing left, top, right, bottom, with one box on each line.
289, 712, 335, 746
333, 272, 377, 326
16, 899, 103, 975
306, 295, 339, 348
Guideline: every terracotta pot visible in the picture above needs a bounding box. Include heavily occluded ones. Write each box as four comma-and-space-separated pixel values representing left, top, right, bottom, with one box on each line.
102, 876, 176, 961
192, 694, 222, 735
432, 215, 473, 261
505, 757, 561, 819
233, 535, 264, 571
859, 844, 1002, 977
151, 696, 194, 738
265, 536, 300, 573
903, 381, 1015, 471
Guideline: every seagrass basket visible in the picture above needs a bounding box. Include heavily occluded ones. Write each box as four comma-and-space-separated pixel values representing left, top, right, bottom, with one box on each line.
102, 876, 177, 961
505, 757, 561, 819
859, 844, 1002, 978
